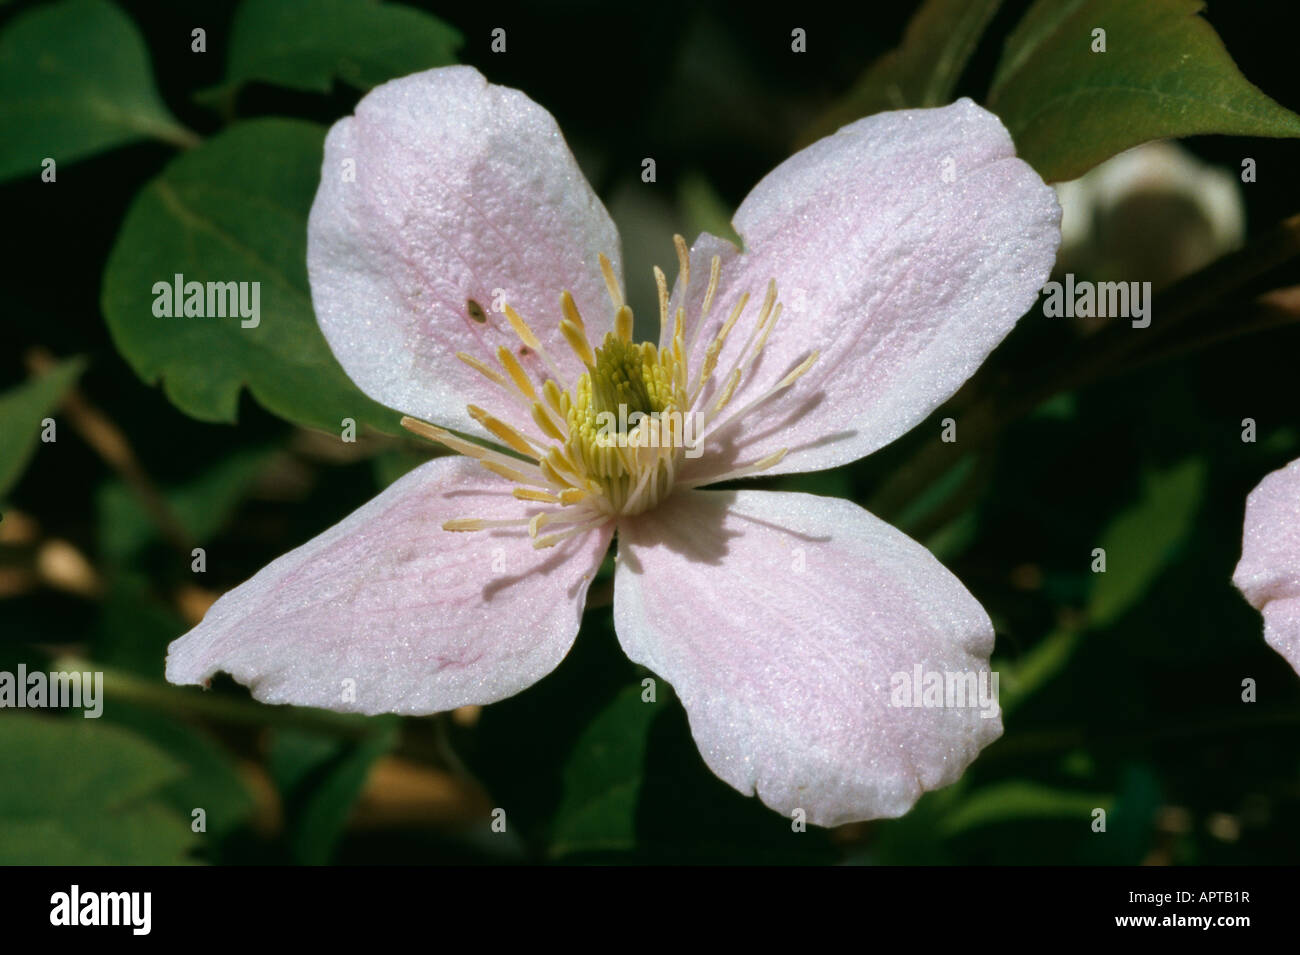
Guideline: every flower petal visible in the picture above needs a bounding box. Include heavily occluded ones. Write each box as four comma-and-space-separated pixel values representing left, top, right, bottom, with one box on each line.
167, 456, 612, 714
668, 99, 1059, 481
613, 487, 1001, 826
1233, 457, 1300, 675
307, 66, 621, 439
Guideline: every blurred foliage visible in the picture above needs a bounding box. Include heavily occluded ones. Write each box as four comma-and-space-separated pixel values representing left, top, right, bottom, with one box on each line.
96, 444, 276, 563
269, 719, 400, 865
800, 0, 1004, 143
3, 0, 1300, 866
0, 0, 194, 182
0, 356, 83, 502
1086, 458, 1204, 628
0, 713, 197, 863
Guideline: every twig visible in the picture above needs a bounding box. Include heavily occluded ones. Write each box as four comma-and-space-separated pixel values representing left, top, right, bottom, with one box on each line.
26, 348, 193, 554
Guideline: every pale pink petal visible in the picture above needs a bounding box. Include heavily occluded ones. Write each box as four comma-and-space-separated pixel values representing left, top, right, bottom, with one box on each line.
1233, 457, 1300, 675
307, 66, 621, 440
167, 456, 612, 714
667, 99, 1059, 482
613, 488, 1001, 826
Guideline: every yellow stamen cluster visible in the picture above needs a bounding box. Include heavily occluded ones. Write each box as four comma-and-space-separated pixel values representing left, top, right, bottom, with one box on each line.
403, 235, 819, 548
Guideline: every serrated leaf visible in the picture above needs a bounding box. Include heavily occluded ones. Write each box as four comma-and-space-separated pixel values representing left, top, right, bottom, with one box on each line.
0, 713, 196, 863
0, 0, 194, 182
206, 0, 461, 99
101, 119, 401, 435
988, 0, 1300, 182
549, 684, 659, 858
0, 357, 84, 502
1087, 458, 1204, 627
800, 0, 1003, 144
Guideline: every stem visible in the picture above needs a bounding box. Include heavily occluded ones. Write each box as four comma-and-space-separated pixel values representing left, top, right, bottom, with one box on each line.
142, 119, 202, 151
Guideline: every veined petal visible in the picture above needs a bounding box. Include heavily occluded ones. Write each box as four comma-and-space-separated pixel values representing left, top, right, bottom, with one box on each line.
613, 488, 1001, 826
308, 66, 621, 441
668, 99, 1059, 482
166, 456, 612, 714
1233, 457, 1300, 675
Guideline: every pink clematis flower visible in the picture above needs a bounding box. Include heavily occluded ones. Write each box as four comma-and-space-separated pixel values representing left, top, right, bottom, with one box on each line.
167, 66, 1060, 825
1233, 457, 1300, 676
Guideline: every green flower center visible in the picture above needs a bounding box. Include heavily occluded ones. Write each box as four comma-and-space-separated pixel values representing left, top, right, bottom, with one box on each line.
586, 334, 671, 426
562, 332, 685, 512
404, 236, 819, 547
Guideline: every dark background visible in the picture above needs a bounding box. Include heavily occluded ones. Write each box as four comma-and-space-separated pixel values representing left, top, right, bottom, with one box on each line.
4, 0, 1300, 864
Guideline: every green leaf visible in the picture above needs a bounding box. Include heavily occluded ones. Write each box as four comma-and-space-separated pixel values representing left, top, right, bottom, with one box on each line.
941, 780, 1111, 836
101, 119, 401, 435
988, 0, 1300, 182
0, 713, 196, 863
207, 0, 461, 99
0, 357, 84, 503
1087, 458, 1204, 627
549, 683, 660, 858
0, 0, 195, 182
269, 720, 399, 865
800, 0, 1004, 144
105, 702, 256, 842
